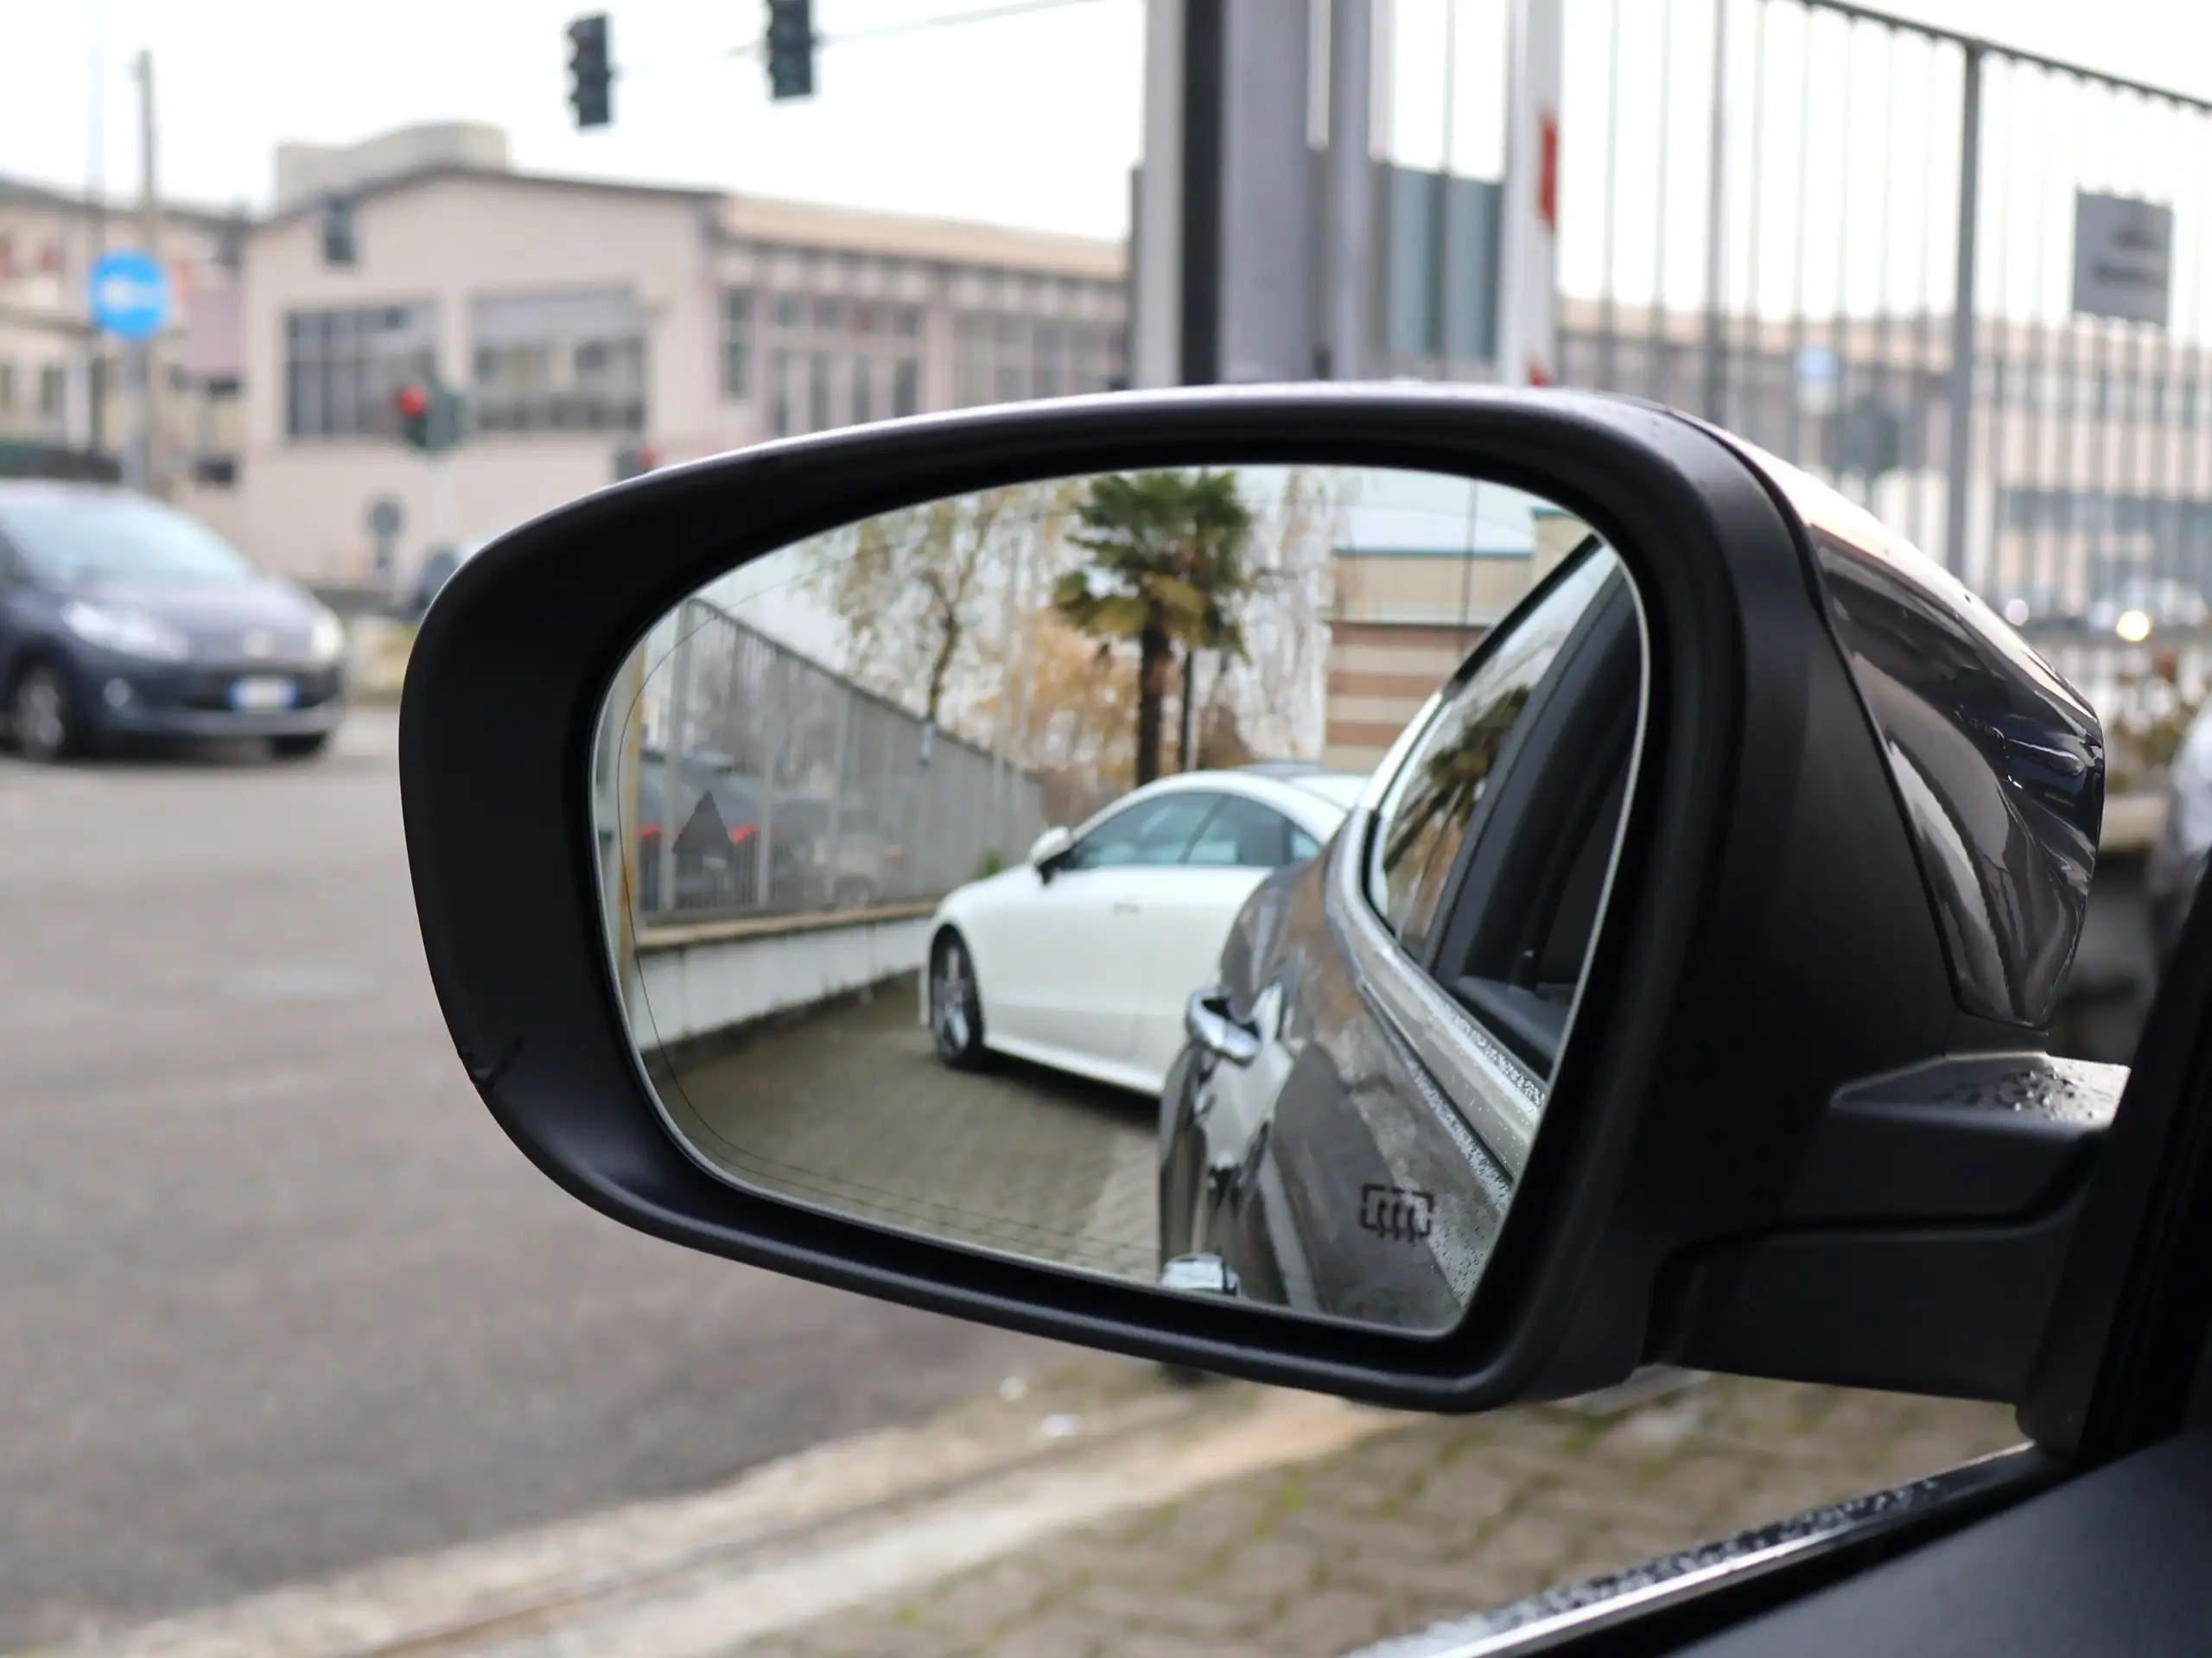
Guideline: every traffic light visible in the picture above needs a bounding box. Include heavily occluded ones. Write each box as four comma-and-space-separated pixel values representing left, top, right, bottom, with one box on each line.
320, 194, 357, 268
568, 13, 612, 129
766, 0, 815, 100
396, 383, 467, 455
397, 384, 430, 452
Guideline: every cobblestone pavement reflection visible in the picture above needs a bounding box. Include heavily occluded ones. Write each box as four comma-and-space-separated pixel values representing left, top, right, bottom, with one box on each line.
742, 1375, 2019, 1658
649, 985, 1160, 1280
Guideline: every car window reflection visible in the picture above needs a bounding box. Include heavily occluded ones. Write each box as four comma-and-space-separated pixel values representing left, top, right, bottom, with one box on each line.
1367, 549, 1622, 958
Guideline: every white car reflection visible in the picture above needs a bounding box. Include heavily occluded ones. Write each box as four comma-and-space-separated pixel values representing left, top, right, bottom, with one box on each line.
922, 765, 1366, 1095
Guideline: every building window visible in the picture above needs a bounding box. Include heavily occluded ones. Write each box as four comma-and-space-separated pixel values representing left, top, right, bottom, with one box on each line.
851, 355, 874, 425
37, 364, 65, 421
283, 302, 437, 440
721, 289, 753, 400
775, 293, 804, 329
469, 288, 647, 433
771, 350, 794, 436
1033, 322, 1063, 397
0, 362, 15, 414
893, 306, 922, 339
953, 296, 1124, 410
810, 352, 832, 431
893, 357, 919, 418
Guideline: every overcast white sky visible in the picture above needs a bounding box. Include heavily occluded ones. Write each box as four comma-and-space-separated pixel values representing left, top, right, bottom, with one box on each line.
10, 0, 2212, 244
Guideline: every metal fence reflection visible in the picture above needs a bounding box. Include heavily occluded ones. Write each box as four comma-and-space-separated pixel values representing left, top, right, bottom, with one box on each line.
606, 595, 1046, 928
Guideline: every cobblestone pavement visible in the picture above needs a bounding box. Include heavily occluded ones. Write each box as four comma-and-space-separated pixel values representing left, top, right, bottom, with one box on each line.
651, 987, 1160, 1280
741, 1375, 2022, 1658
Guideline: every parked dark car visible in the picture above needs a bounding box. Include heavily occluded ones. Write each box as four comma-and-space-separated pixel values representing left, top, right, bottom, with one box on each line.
632, 748, 817, 916
0, 481, 348, 761
773, 793, 907, 908
2149, 698, 2212, 962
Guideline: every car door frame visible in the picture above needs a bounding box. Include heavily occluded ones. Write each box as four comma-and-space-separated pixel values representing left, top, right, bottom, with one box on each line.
976, 786, 1225, 1080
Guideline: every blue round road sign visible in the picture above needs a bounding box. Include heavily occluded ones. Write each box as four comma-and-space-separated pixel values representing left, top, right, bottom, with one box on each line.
87, 250, 171, 342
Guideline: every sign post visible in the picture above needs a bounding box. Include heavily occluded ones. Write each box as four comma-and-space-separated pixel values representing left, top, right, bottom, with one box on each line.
1497, 0, 1563, 387
86, 248, 170, 492
365, 495, 405, 586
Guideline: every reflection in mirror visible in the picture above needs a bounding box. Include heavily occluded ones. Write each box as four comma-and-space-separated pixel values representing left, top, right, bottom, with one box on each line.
590, 465, 1646, 1334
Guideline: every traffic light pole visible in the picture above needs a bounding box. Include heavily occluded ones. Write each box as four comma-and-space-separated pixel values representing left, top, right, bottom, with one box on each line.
429, 451, 455, 591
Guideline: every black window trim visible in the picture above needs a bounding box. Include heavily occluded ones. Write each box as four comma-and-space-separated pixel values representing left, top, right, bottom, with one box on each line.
1424, 570, 1643, 1077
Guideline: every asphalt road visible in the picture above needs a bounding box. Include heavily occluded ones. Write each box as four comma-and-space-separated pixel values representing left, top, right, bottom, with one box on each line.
0, 712, 1071, 1650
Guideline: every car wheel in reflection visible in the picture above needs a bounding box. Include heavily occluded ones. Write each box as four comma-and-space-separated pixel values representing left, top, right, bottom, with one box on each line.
12, 664, 78, 763
930, 931, 988, 1070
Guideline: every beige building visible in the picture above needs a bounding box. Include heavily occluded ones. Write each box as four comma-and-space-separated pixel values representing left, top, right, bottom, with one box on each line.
0, 175, 245, 492
1322, 506, 1589, 772
221, 124, 1126, 583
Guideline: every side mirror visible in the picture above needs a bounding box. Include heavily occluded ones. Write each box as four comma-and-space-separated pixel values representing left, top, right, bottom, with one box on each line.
404, 388, 2113, 1414
1027, 823, 1073, 873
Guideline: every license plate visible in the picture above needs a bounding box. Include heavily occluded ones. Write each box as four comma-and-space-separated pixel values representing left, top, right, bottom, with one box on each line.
230, 676, 296, 711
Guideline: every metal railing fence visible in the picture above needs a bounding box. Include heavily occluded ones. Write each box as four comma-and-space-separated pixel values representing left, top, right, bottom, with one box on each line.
1542, 0, 2212, 754
599, 595, 1046, 928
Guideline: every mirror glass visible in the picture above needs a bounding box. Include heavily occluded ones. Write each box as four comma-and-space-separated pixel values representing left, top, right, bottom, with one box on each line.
590, 465, 1646, 1333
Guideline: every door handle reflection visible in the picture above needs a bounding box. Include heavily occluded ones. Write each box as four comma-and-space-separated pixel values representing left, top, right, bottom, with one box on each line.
1186, 988, 1262, 1066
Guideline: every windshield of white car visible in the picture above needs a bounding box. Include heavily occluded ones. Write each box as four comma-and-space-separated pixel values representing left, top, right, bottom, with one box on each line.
1, 493, 259, 586
1287, 772, 1369, 811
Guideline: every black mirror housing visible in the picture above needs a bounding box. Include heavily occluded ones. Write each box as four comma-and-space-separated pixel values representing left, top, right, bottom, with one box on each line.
401, 386, 2112, 1414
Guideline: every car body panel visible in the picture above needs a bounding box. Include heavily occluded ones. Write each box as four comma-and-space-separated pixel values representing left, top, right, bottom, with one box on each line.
1162, 847, 1514, 1329
1160, 549, 1641, 1326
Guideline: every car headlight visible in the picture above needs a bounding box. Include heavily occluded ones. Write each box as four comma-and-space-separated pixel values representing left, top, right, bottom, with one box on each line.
308, 610, 346, 664
61, 600, 190, 663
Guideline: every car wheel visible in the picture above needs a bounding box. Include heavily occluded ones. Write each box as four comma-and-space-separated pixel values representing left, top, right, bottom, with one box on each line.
929, 931, 988, 1070
270, 732, 334, 761
12, 663, 79, 763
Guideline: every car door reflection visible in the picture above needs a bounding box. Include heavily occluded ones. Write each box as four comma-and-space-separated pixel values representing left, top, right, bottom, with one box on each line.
1159, 548, 1641, 1330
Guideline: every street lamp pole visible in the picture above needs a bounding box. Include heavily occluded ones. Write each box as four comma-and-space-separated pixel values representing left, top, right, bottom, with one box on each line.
135, 48, 168, 499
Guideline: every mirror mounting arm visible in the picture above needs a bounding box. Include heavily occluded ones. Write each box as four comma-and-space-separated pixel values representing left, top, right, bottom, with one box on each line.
1649, 1057, 2126, 1401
